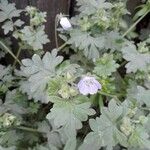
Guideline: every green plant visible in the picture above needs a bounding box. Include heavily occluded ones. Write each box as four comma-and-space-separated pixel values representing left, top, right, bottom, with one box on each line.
0, 0, 150, 150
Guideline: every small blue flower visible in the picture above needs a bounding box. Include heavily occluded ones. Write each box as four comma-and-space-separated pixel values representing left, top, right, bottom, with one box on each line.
77, 76, 102, 95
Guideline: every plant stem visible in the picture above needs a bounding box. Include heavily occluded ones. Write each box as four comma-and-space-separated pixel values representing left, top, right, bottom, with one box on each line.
99, 91, 122, 103
16, 126, 44, 134
58, 42, 67, 51
140, 107, 150, 111
122, 10, 149, 37
0, 40, 22, 65
99, 91, 117, 98
13, 47, 22, 68
99, 95, 104, 111
55, 15, 59, 48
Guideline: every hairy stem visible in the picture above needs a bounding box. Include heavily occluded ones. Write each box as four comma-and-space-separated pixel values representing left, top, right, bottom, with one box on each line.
58, 42, 67, 50
16, 126, 44, 134
99, 95, 104, 111
122, 10, 149, 37
13, 46, 22, 68
99, 91, 117, 98
0, 40, 22, 65
55, 15, 59, 48
99, 91, 123, 104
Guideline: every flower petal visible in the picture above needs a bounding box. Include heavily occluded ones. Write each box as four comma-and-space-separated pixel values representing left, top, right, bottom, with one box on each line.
77, 76, 102, 95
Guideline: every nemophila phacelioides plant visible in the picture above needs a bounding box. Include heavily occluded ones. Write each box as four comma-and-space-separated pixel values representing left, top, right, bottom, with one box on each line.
0, 0, 150, 149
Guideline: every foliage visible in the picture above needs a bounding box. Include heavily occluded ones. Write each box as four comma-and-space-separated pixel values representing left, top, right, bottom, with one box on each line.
46, 96, 95, 137
94, 54, 119, 77
0, 0, 24, 42
18, 26, 49, 50
18, 49, 63, 103
67, 29, 105, 59
0, 0, 150, 150
122, 43, 150, 73
79, 100, 127, 150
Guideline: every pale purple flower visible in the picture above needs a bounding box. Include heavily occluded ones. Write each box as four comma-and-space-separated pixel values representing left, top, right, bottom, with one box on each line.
77, 76, 102, 95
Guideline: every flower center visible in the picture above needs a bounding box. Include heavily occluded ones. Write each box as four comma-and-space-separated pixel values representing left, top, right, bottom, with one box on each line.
84, 79, 94, 86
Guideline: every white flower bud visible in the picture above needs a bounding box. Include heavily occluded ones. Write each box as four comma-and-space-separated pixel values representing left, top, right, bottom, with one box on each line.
60, 17, 72, 30
66, 72, 73, 81
3, 113, 16, 127
58, 84, 70, 99
127, 107, 137, 118
120, 117, 134, 136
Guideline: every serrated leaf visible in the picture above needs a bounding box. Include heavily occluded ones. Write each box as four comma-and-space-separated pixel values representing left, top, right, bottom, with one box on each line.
104, 31, 124, 51
27, 102, 40, 114
56, 60, 81, 76
1, 14, 23, 34
79, 100, 128, 150
78, 131, 103, 150
68, 29, 104, 59
14, 19, 24, 27
0, 65, 14, 93
127, 82, 150, 107
0, 90, 27, 115
129, 126, 150, 149
77, 0, 113, 15
47, 132, 62, 149
20, 26, 50, 50
94, 54, 119, 77
122, 43, 150, 73
37, 121, 62, 150
137, 86, 150, 107
0, 65, 13, 82
0, 0, 24, 35
2, 21, 13, 35
46, 96, 95, 136
0, 11, 7, 22
19, 50, 63, 103
0, 0, 22, 22
0, 130, 22, 146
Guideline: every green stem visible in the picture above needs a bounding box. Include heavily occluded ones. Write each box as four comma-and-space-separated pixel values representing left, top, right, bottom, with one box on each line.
99, 91, 122, 103
99, 91, 117, 98
16, 126, 44, 134
122, 10, 149, 37
140, 107, 150, 111
0, 40, 22, 65
99, 95, 104, 111
55, 15, 59, 48
13, 47, 22, 68
58, 42, 67, 51
54, 14, 68, 51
